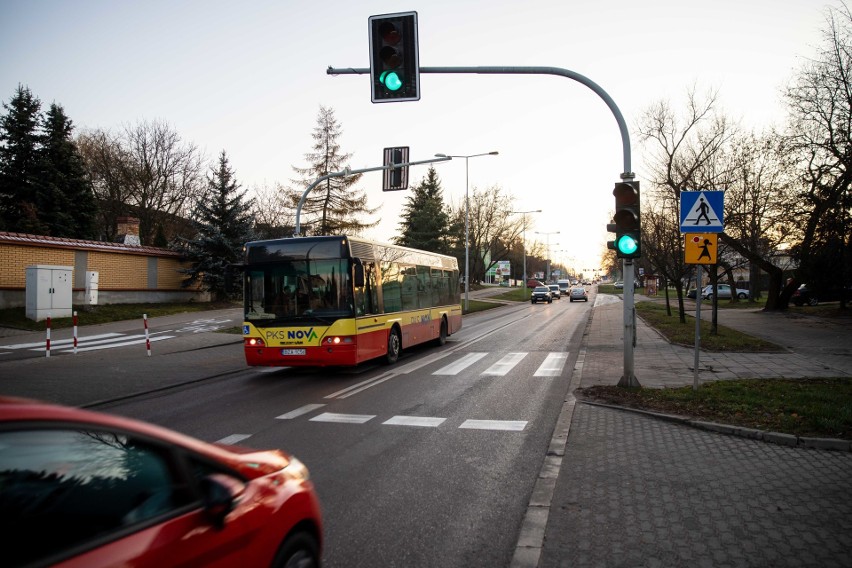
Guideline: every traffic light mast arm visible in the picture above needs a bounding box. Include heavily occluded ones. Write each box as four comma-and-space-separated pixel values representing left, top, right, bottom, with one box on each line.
328, 65, 633, 177
293, 155, 452, 236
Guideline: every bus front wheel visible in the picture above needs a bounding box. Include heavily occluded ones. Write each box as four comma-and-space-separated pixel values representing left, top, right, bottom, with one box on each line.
385, 327, 401, 364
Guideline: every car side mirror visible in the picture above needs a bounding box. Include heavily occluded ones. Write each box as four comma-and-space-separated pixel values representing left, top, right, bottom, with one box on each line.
200, 473, 244, 529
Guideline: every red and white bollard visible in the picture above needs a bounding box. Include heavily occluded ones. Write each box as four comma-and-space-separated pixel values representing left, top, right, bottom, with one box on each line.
143, 313, 151, 356
73, 311, 78, 355
45, 313, 51, 358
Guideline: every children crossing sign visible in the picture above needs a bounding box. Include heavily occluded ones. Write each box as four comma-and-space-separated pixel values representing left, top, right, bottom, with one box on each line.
680, 190, 724, 233
684, 233, 718, 264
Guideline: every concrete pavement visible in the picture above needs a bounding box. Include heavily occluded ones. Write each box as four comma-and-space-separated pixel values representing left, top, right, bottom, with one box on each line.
516, 289, 852, 568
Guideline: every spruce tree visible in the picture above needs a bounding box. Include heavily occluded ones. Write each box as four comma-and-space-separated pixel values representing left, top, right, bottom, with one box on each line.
291, 106, 378, 235
37, 103, 98, 238
176, 151, 255, 301
394, 166, 451, 253
0, 85, 43, 232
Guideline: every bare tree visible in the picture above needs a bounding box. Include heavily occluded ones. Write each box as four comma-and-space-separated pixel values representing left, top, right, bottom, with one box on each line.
76, 129, 130, 241
636, 87, 735, 321
120, 120, 205, 244
718, 131, 797, 308
783, 2, 852, 308
77, 120, 205, 244
250, 181, 295, 240
447, 184, 524, 283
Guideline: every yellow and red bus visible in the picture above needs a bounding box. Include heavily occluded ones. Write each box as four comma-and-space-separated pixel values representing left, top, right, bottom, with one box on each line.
242, 235, 462, 367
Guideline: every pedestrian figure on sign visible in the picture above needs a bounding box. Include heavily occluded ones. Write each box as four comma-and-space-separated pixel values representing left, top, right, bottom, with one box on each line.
695, 197, 712, 225
698, 238, 713, 261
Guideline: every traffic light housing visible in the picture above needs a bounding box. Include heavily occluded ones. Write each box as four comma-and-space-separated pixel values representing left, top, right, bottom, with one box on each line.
369, 12, 420, 103
606, 181, 641, 259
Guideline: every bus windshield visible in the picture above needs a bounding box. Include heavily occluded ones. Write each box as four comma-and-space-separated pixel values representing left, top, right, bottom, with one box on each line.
245, 258, 353, 324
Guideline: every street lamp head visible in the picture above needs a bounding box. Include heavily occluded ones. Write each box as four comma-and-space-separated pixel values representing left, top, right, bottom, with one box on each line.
488, 151, 499, 155
434, 153, 448, 158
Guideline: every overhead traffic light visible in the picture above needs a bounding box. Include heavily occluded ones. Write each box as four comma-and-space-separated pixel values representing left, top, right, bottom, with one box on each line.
369, 12, 420, 103
606, 180, 641, 259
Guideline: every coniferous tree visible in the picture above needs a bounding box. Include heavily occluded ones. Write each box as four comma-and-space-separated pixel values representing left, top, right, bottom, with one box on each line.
37, 103, 98, 238
175, 151, 255, 301
0, 85, 43, 232
394, 166, 451, 253
290, 106, 378, 235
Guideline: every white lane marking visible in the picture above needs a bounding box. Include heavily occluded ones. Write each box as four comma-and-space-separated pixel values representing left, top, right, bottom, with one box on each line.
310, 412, 376, 424
325, 371, 396, 399
534, 352, 569, 376
432, 352, 487, 375
217, 434, 252, 444
383, 416, 447, 427
459, 419, 528, 431
482, 352, 527, 375
277, 404, 326, 419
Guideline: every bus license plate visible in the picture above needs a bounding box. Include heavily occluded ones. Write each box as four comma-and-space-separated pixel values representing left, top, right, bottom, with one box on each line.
281, 349, 306, 356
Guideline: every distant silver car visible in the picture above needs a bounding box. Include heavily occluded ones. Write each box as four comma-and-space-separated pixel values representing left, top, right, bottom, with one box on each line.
701, 284, 748, 300
569, 286, 588, 302
547, 284, 561, 299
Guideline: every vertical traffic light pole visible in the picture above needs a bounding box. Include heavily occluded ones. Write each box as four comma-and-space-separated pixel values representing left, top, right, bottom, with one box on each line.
327, 64, 639, 386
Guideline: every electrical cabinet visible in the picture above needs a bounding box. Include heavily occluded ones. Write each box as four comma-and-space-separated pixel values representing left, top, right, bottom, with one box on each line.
25, 265, 73, 321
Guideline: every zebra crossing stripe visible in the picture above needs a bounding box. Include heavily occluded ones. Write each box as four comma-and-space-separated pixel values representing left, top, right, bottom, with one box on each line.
3, 332, 123, 349
383, 416, 446, 427
432, 352, 488, 375
216, 434, 252, 445
534, 352, 569, 376
310, 412, 375, 424
277, 404, 326, 419
483, 352, 527, 375
459, 420, 527, 431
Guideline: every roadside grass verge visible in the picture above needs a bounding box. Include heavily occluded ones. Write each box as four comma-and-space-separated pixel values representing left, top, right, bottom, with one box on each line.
594, 299, 851, 440
635, 301, 782, 352
578, 378, 852, 440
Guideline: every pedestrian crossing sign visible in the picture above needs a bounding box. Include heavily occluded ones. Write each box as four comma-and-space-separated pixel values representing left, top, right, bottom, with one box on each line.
680, 190, 724, 233
684, 233, 718, 264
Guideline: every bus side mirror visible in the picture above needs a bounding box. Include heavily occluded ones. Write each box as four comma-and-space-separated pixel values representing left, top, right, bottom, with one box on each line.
353, 258, 365, 287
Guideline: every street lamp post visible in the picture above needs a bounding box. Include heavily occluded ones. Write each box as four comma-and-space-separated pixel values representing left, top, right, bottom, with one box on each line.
535, 231, 561, 282
448, 151, 499, 310
511, 209, 541, 287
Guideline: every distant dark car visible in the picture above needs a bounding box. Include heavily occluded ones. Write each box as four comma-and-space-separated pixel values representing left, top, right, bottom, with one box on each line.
792, 284, 851, 306
531, 286, 552, 304
569, 286, 588, 302
686, 288, 697, 299
0, 396, 323, 568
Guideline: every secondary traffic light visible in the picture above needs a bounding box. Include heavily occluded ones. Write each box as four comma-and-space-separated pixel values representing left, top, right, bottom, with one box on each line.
606, 181, 641, 259
369, 12, 420, 103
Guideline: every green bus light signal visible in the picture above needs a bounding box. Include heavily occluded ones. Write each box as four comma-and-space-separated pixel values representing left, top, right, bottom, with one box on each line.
617, 235, 638, 255
380, 71, 403, 91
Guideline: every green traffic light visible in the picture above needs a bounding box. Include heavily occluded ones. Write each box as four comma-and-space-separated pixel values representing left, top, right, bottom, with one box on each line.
617, 234, 638, 255
380, 71, 403, 91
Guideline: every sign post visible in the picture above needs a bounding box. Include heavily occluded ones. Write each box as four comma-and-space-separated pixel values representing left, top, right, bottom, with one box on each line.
681, 191, 724, 390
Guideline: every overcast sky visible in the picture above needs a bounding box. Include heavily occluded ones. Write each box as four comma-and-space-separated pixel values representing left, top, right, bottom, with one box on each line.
0, 0, 832, 275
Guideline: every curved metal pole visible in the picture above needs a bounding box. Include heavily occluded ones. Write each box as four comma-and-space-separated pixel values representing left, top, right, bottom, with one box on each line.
328, 65, 633, 177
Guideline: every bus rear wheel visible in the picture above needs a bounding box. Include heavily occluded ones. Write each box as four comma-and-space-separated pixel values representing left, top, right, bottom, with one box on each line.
385, 327, 401, 364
